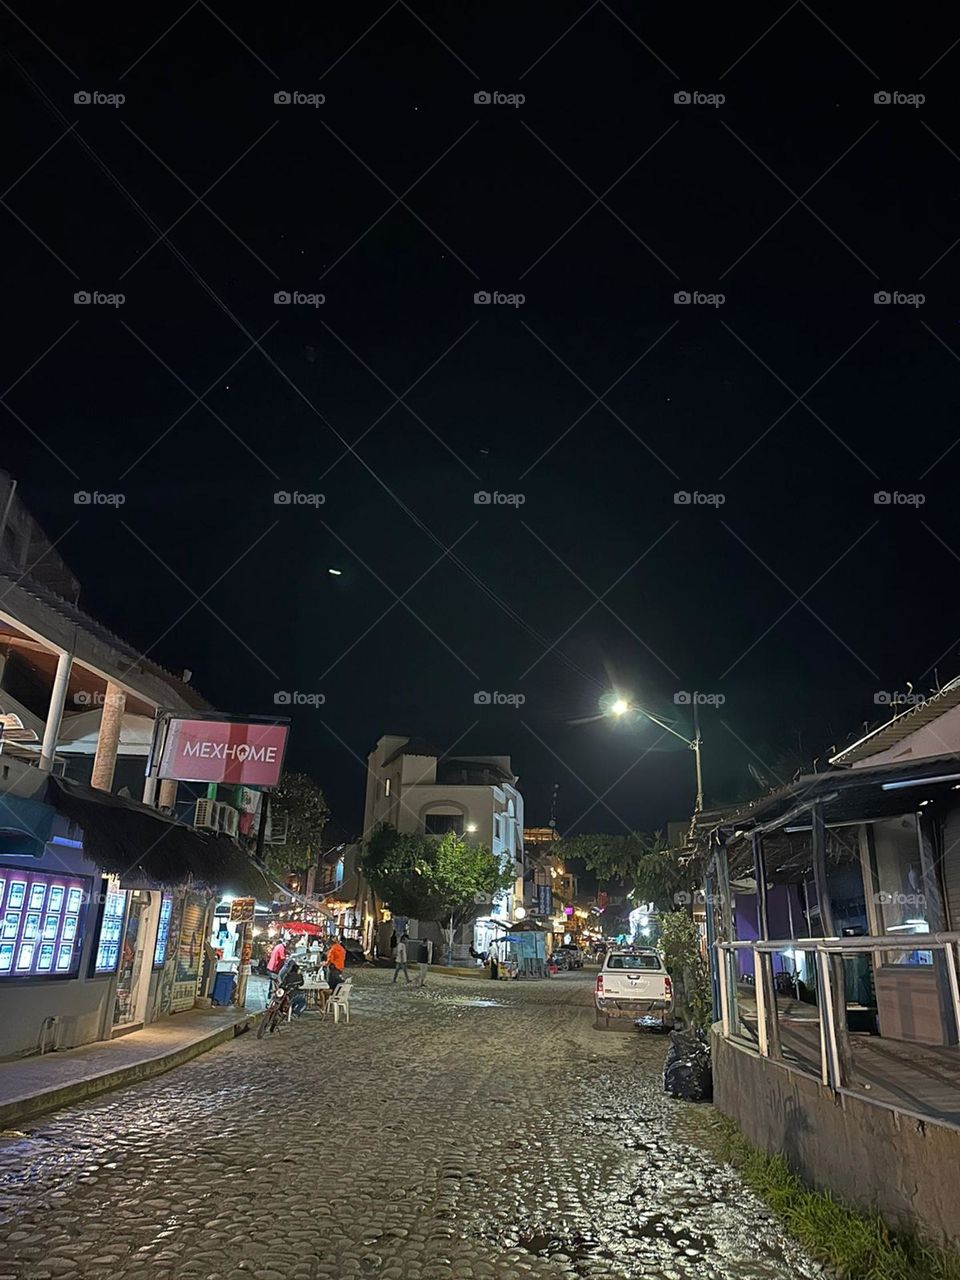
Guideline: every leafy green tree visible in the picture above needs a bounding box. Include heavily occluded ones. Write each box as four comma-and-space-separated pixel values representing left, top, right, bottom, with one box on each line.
659, 910, 712, 1029
554, 831, 699, 914
361, 825, 512, 960
428, 830, 514, 962
262, 772, 329, 881
360, 825, 441, 920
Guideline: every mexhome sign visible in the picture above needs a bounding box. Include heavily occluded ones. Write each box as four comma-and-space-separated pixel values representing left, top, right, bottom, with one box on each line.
159, 719, 289, 787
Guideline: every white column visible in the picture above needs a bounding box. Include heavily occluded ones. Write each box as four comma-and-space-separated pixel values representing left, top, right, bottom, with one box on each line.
39, 651, 73, 772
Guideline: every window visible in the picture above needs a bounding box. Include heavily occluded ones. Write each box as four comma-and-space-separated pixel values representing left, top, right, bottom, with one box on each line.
0, 867, 91, 979
424, 813, 464, 836
153, 894, 174, 968
607, 953, 663, 971
94, 888, 128, 974
384, 778, 391, 797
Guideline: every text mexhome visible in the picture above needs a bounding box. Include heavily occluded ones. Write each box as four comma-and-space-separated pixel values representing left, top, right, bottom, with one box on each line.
183, 741, 280, 764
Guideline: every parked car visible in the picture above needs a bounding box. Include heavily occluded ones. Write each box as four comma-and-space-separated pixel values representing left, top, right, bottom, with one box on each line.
553, 943, 584, 969
595, 948, 673, 1030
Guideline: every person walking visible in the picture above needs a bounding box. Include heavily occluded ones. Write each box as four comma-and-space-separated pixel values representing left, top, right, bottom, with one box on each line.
415, 937, 429, 987
325, 936, 346, 995
393, 932, 411, 984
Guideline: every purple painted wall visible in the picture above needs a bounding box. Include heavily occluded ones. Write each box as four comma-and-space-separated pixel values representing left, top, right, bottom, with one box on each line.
734, 884, 806, 977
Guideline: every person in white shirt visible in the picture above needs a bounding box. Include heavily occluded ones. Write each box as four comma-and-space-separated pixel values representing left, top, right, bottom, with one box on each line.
392, 932, 411, 985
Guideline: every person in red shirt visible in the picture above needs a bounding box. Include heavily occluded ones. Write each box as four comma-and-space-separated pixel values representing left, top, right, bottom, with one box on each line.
267, 942, 285, 977
325, 937, 346, 993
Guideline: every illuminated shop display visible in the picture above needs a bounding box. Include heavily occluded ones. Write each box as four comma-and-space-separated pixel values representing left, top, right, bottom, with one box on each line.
0, 867, 90, 978
94, 887, 128, 975
153, 894, 174, 968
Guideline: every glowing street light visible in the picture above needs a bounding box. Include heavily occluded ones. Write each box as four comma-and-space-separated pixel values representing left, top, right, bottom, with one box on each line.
611, 698, 630, 716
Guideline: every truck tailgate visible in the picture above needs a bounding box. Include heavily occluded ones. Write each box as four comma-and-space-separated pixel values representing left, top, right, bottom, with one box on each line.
602, 970, 666, 1000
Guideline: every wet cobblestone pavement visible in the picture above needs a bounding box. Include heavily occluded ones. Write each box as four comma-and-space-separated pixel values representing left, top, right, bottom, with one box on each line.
0, 970, 822, 1280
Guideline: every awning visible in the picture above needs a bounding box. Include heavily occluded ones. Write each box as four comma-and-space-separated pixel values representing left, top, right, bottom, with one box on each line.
43, 775, 272, 896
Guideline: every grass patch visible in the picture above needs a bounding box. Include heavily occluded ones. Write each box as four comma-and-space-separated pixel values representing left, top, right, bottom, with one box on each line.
692, 1112, 960, 1280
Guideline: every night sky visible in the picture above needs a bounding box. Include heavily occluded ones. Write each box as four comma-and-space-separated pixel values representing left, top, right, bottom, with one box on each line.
3, 4, 959, 836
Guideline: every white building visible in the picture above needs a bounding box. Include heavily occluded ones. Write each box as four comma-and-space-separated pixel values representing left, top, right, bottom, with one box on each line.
363, 735, 525, 960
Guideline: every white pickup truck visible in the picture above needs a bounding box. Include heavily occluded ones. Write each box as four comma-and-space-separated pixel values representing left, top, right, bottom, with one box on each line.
595, 948, 673, 1030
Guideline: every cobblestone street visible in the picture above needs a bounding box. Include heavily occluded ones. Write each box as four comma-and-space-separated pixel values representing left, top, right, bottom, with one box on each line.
0, 970, 821, 1280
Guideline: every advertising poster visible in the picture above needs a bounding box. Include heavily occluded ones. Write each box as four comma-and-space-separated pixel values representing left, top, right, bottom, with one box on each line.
170, 893, 205, 1011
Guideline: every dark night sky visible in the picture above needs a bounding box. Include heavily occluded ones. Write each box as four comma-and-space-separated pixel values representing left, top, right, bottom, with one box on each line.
3, 3, 960, 836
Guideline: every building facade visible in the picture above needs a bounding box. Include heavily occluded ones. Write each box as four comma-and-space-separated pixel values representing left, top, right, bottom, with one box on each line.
0, 473, 266, 1057
363, 735, 524, 959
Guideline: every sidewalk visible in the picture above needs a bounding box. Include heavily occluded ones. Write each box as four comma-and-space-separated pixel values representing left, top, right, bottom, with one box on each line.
0, 1003, 262, 1129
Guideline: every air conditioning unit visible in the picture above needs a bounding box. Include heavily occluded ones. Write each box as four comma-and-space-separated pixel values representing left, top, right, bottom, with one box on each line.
194, 798, 218, 831
218, 804, 239, 838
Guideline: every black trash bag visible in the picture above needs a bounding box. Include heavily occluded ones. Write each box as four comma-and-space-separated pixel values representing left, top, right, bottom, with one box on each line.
663, 1027, 713, 1101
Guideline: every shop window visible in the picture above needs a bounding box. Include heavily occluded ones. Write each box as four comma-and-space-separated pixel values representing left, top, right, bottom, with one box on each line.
424, 813, 463, 836
0, 866, 90, 979
871, 817, 932, 965
153, 894, 174, 968
94, 887, 128, 974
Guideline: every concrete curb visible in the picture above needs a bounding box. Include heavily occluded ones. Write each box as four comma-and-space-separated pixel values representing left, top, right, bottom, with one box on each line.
0, 1009, 263, 1130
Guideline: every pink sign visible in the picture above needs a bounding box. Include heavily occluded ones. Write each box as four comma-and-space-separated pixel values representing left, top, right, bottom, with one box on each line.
158, 719, 288, 787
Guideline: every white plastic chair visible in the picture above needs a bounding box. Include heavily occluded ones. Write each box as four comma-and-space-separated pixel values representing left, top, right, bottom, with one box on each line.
326, 979, 353, 1024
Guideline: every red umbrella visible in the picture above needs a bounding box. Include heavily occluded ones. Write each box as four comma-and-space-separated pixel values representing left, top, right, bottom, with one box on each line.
283, 921, 323, 936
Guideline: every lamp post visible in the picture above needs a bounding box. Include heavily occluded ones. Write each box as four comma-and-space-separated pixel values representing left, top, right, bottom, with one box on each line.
609, 695, 704, 814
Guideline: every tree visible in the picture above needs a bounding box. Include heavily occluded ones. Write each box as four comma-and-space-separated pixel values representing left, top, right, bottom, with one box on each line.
428, 830, 514, 963
554, 831, 699, 915
659, 910, 712, 1030
360, 825, 512, 961
261, 772, 329, 881
360, 825, 441, 921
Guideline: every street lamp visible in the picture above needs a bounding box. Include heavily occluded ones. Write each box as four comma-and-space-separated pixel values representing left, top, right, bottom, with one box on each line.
606, 692, 704, 814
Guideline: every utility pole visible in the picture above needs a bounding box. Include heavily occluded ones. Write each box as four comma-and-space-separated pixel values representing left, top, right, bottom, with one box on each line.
692, 701, 704, 814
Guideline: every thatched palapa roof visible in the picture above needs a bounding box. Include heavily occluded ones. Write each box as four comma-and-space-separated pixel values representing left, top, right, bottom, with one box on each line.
45, 776, 272, 897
